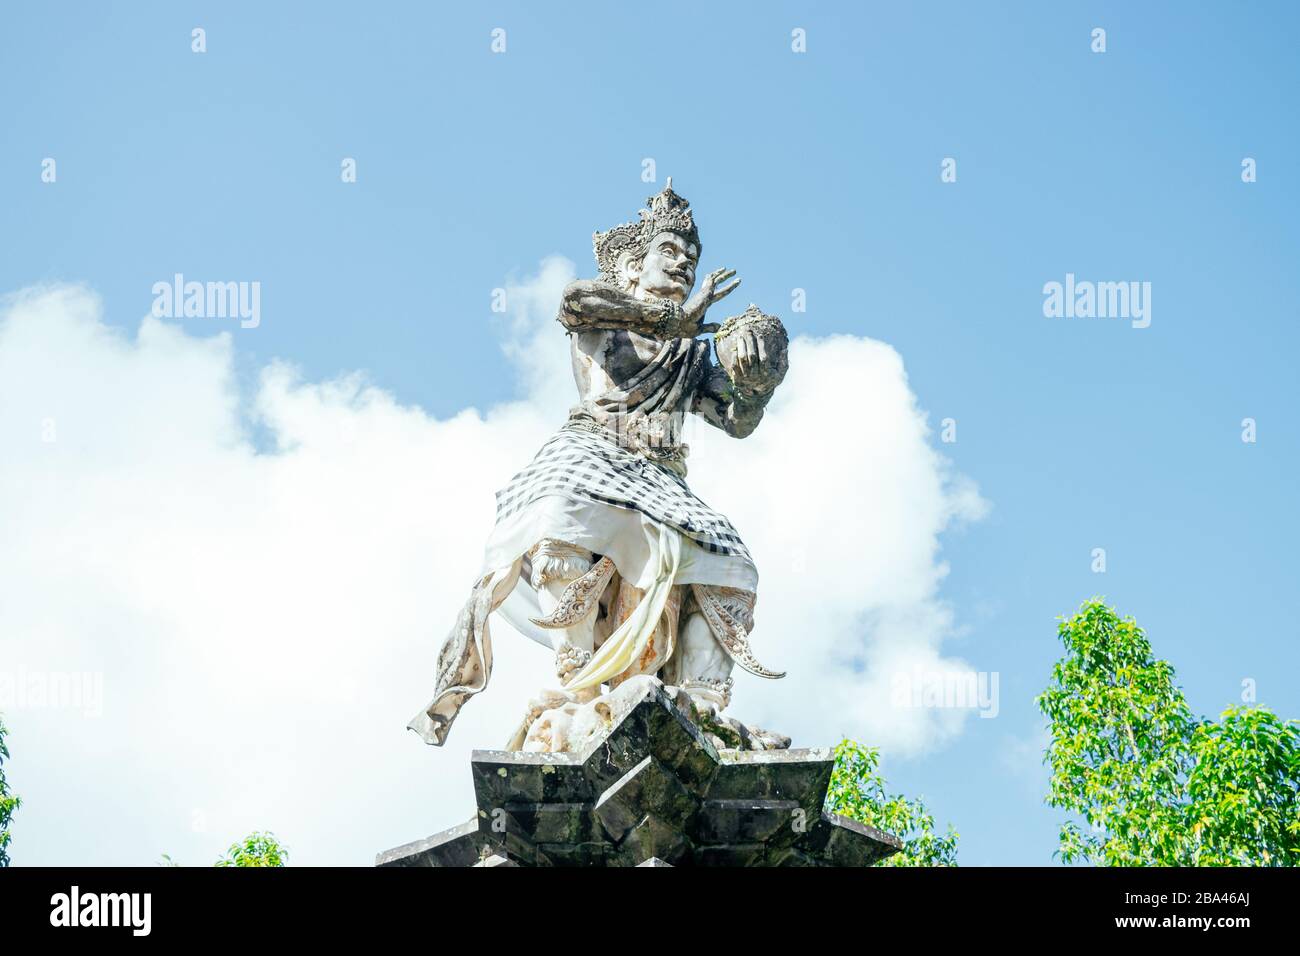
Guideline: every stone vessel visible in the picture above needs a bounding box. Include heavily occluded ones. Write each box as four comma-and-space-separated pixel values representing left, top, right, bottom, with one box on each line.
714, 303, 790, 398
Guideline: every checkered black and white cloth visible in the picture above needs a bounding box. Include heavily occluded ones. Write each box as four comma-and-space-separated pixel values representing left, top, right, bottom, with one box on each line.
493, 423, 752, 560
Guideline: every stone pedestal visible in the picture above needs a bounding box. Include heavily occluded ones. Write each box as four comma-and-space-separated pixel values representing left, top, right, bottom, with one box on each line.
378, 679, 901, 867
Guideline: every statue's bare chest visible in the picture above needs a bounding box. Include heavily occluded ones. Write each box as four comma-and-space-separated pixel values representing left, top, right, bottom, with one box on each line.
570, 328, 666, 399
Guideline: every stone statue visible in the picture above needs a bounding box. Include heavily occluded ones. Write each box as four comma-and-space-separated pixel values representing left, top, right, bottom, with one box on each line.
408, 179, 791, 754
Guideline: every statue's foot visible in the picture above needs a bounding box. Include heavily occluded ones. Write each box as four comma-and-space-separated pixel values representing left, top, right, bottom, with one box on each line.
515, 676, 791, 755
677, 677, 733, 717
746, 726, 793, 751
697, 714, 791, 752
523, 688, 571, 718
565, 683, 601, 705
664, 684, 789, 752
520, 675, 663, 754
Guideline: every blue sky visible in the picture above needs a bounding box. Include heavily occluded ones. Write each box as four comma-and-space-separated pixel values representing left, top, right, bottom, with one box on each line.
3, 2, 1298, 866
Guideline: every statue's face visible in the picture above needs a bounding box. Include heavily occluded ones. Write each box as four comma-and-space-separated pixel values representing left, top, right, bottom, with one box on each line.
629, 231, 698, 303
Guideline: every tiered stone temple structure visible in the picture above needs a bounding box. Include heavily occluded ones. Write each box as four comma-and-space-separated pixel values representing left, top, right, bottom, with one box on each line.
379, 679, 900, 867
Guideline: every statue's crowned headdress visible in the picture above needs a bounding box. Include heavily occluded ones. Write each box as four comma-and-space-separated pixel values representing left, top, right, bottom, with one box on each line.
593, 177, 701, 285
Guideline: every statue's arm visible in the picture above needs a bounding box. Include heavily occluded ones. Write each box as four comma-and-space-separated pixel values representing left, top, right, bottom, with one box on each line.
558, 279, 670, 336
692, 362, 772, 439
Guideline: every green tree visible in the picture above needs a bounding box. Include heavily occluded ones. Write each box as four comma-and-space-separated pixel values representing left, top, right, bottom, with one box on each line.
0, 715, 18, 867
1039, 599, 1300, 866
214, 831, 289, 867
1185, 705, 1300, 865
826, 737, 958, 866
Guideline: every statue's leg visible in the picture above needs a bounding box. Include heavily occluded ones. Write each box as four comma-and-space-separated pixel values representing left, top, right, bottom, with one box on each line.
527, 538, 598, 687
673, 609, 734, 716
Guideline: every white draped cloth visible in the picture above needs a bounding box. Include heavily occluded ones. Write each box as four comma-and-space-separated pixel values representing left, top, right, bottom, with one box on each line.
490, 490, 758, 650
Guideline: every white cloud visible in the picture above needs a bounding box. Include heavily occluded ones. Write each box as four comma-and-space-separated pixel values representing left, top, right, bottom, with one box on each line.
0, 265, 985, 864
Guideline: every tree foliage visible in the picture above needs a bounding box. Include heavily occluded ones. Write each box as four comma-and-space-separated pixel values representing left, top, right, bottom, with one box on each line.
214, 831, 289, 867
826, 737, 958, 866
1039, 599, 1300, 866
0, 715, 18, 867
1185, 705, 1300, 865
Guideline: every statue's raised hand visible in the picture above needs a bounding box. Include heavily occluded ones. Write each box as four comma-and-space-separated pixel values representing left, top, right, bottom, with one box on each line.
681, 267, 741, 335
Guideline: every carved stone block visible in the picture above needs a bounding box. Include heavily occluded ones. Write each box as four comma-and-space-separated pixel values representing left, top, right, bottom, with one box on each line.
378, 679, 902, 868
